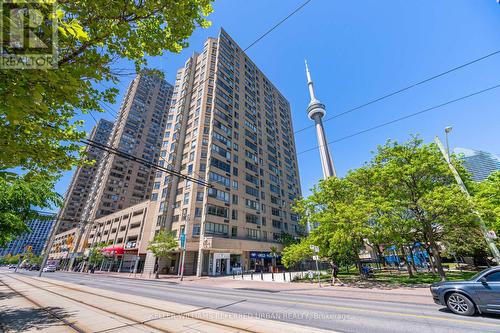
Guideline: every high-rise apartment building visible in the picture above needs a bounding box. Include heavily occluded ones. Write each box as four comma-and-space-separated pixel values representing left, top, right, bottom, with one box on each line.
454, 147, 500, 182
81, 73, 174, 223
0, 217, 54, 256
58, 119, 114, 232
145, 29, 302, 276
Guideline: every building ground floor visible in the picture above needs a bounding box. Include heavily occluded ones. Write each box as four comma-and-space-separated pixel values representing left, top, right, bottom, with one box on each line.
146, 237, 284, 277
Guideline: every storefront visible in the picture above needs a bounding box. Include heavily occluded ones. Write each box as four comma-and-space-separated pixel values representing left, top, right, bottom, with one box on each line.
248, 251, 281, 272
207, 252, 243, 275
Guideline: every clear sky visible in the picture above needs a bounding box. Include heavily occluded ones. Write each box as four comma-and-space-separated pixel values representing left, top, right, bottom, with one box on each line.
56, 0, 500, 200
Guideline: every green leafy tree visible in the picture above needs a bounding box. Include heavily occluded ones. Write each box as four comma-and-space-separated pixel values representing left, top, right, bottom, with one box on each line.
88, 244, 105, 267
292, 176, 375, 274
282, 240, 313, 269
366, 137, 478, 280
0, 172, 61, 246
147, 230, 178, 278
1, 0, 213, 174
473, 171, 500, 235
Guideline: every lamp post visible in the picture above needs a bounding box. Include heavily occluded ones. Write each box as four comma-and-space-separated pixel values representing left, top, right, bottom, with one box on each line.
444, 126, 453, 158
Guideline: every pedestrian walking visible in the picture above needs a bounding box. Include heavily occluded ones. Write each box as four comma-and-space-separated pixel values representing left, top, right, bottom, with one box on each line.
330, 262, 344, 286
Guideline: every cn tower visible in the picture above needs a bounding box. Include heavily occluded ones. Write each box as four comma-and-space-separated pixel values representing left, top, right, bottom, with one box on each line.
305, 60, 336, 178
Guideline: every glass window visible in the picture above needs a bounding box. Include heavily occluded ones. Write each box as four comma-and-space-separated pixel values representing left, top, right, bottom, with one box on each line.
485, 271, 500, 282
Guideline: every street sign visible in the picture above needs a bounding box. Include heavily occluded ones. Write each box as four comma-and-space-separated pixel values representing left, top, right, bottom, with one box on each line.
312, 255, 319, 260
309, 245, 319, 253
180, 233, 186, 249
487, 231, 497, 240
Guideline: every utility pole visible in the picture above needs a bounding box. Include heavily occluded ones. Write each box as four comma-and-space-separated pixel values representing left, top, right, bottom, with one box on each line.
179, 214, 189, 281
38, 213, 64, 277
434, 136, 500, 263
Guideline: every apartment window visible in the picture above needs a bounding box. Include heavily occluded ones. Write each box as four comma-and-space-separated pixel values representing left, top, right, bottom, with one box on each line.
207, 188, 230, 203
232, 194, 238, 205
207, 204, 228, 218
246, 213, 259, 224
193, 224, 201, 236
231, 226, 238, 238
208, 172, 230, 187
205, 222, 229, 236
245, 199, 259, 210
245, 186, 259, 197
246, 228, 260, 240
195, 207, 202, 217
231, 209, 238, 220
196, 191, 204, 201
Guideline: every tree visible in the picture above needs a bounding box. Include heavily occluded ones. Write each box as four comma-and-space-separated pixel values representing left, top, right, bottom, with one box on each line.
1, 0, 214, 174
292, 176, 375, 274
147, 230, 178, 278
288, 136, 481, 281
367, 136, 478, 280
1, 1, 213, 242
88, 244, 105, 268
0, 172, 61, 246
282, 240, 313, 269
473, 171, 500, 235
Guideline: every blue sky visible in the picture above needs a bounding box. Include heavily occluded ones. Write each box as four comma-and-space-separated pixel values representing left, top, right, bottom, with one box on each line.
57, 0, 500, 200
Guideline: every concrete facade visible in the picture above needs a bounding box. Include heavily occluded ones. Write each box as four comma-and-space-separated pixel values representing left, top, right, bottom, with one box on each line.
81, 73, 173, 223
58, 119, 114, 232
145, 29, 303, 276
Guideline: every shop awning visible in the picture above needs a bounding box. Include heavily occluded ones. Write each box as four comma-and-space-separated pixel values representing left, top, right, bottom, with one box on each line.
101, 245, 124, 255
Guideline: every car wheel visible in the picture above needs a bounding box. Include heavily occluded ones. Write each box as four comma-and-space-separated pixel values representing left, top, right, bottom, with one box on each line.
446, 293, 475, 316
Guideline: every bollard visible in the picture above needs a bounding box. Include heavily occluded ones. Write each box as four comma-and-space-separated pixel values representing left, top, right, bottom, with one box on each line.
241, 270, 244, 279
272, 271, 274, 281
251, 272, 253, 280
233, 271, 235, 279
289, 272, 292, 282
261, 271, 263, 280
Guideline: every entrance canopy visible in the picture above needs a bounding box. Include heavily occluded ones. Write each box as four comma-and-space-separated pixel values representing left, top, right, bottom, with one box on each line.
102, 245, 124, 255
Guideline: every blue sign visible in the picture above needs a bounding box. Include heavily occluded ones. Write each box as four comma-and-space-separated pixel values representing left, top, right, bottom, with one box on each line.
249, 251, 280, 259
180, 233, 186, 249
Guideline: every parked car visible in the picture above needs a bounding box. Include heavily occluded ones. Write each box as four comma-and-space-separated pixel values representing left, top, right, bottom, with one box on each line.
8, 264, 17, 269
29, 264, 41, 271
430, 266, 500, 316
42, 264, 57, 272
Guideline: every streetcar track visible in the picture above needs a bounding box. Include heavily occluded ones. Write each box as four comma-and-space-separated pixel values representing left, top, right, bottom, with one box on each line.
4, 274, 264, 333
0, 280, 87, 333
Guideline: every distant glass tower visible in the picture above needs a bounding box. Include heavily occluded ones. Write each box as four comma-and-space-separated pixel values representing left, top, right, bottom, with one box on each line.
0, 217, 54, 256
305, 60, 336, 178
454, 147, 500, 181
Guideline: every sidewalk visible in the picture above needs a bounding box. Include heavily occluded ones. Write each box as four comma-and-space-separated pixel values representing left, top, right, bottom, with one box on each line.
0, 282, 72, 332
67, 270, 434, 305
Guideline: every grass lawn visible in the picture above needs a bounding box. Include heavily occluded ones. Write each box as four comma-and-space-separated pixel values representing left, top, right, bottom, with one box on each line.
297, 269, 480, 286
371, 270, 479, 285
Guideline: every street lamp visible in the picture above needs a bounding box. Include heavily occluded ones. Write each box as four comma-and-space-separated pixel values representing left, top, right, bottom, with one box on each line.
444, 126, 453, 159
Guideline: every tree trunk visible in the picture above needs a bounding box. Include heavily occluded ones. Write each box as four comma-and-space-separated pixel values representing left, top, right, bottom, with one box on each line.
425, 247, 436, 275
400, 246, 414, 278
375, 244, 386, 267
427, 231, 446, 281
408, 246, 418, 273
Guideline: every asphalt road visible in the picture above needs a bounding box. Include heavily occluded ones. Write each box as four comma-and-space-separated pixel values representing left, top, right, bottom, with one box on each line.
9, 269, 500, 333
